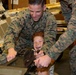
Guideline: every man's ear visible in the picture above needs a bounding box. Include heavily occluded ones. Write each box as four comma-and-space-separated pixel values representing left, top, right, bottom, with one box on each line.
43, 5, 46, 11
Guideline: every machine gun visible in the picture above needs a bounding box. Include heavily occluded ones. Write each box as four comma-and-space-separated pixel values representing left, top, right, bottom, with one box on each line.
23, 49, 36, 75
24, 49, 45, 75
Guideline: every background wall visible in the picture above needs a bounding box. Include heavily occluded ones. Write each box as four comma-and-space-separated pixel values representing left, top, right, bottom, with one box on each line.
8, 0, 59, 9
8, 0, 28, 9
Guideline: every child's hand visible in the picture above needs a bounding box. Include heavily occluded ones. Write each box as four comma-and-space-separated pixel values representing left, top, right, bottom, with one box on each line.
34, 50, 45, 59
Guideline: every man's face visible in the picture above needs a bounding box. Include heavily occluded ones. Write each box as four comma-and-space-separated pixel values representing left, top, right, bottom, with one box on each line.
28, 4, 46, 21
33, 36, 44, 51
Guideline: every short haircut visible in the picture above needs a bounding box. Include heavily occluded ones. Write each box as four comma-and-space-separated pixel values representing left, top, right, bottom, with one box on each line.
28, 0, 45, 7
32, 31, 44, 42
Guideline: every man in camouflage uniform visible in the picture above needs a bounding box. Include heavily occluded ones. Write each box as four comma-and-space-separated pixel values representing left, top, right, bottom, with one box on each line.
2, 0, 57, 64
34, 0, 76, 75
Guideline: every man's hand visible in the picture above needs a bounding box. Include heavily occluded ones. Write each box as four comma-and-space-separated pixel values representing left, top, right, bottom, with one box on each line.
7, 48, 17, 61
34, 55, 55, 68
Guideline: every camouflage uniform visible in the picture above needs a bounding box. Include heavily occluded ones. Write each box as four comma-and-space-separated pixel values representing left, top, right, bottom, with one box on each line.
2, 9, 57, 54
46, 0, 76, 75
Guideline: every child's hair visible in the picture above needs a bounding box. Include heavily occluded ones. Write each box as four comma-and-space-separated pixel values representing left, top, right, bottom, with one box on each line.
32, 31, 44, 42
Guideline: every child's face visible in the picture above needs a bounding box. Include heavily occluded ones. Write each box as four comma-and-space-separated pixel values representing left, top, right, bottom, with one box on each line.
33, 36, 44, 51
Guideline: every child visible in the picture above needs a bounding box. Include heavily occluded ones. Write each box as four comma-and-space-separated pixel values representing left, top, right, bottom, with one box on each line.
32, 31, 54, 75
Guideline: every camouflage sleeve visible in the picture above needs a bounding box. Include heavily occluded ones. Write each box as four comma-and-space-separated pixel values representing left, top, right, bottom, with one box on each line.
60, 0, 72, 23
2, 10, 27, 50
42, 13, 57, 53
46, 0, 76, 60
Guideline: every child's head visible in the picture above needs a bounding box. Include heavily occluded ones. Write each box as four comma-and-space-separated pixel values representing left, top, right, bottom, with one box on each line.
32, 31, 44, 51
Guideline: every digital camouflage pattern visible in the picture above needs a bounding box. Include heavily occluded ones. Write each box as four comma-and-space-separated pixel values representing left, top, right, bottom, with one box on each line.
2, 9, 57, 54
0, 53, 7, 64
47, 0, 76, 75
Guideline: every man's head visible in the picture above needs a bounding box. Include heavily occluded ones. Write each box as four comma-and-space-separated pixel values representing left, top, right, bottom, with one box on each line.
28, 0, 46, 21
32, 31, 44, 51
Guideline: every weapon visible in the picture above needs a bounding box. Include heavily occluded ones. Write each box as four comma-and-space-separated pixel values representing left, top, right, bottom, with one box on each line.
24, 49, 46, 75
23, 49, 36, 75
